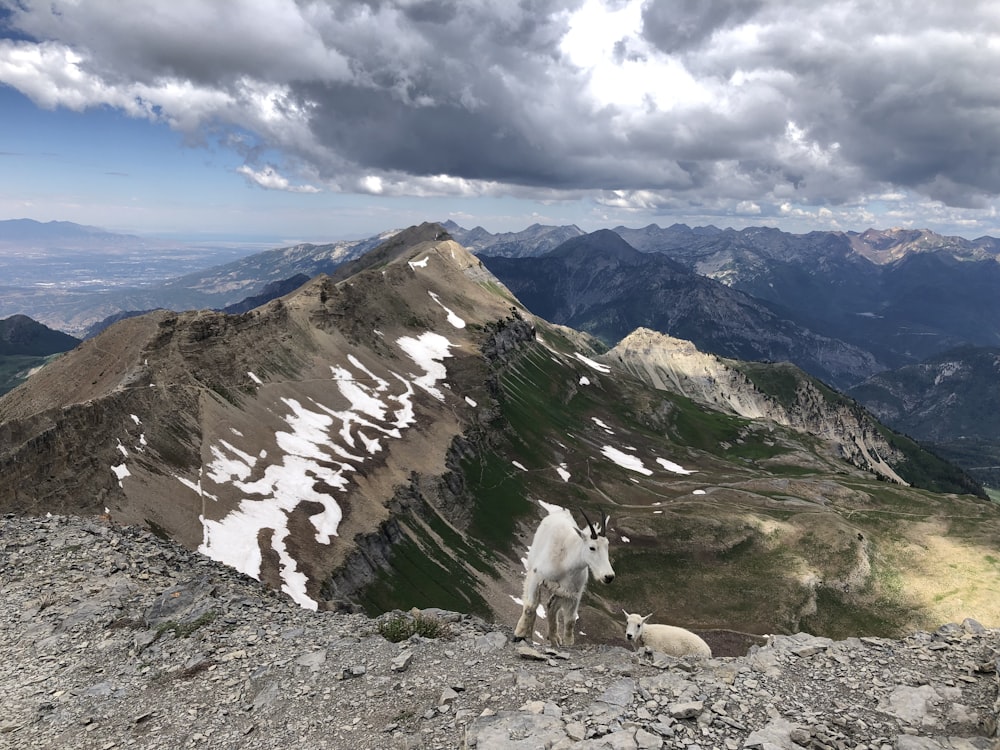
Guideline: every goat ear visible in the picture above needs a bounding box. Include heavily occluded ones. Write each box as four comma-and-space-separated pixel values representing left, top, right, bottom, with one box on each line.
600, 510, 611, 537
643, 613, 653, 622
622, 609, 630, 617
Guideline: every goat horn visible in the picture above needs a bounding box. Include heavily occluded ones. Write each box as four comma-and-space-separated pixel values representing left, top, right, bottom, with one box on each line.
579, 508, 598, 539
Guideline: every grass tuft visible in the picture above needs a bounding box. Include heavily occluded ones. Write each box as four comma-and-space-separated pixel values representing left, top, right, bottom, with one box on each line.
377, 611, 450, 642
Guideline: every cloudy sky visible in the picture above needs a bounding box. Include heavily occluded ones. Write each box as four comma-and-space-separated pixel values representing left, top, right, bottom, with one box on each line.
2, 0, 1000, 243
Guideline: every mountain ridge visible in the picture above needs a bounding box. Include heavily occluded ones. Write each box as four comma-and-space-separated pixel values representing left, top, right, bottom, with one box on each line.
607, 328, 983, 497
478, 235, 883, 389
2, 224, 999, 643
0, 217, 135, 243
0, 225, 528, 618
0, 314, 80, 356
849, 345, 1000, 489
7, 217, 998, 498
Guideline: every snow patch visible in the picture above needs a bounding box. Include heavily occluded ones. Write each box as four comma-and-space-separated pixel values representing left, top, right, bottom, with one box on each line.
574, 353, 611, 373
428, 291, 466, 328
190, 329, 458, 610
655, 457, 695, 475
600, 445, 653, 475
397, 332, 454, 401
592, 417, 614, 434
111, 463, 130, 485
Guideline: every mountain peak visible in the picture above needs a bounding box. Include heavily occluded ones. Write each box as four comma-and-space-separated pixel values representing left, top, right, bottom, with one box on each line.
329, 222, 450, 281
847, 226, 998, 264
547, 229, 643, 261
0, 314, 80, 356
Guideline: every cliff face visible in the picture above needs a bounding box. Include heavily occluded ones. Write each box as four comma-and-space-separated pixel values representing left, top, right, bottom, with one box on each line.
610, 328, 910, 485
849, 346, 1000, 490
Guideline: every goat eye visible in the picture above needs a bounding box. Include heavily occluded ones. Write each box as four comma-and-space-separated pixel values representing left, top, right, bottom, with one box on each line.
589, 545, 597, 551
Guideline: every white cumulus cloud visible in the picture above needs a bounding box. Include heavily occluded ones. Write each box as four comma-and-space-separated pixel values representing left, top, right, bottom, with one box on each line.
2, 0, 1000, 233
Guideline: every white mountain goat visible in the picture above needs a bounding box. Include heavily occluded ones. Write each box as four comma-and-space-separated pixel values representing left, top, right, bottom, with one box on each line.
623, 611, 712, 658
513, 506, 615, 646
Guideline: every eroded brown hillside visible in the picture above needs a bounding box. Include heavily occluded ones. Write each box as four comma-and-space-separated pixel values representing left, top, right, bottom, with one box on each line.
0, 227, 523, 612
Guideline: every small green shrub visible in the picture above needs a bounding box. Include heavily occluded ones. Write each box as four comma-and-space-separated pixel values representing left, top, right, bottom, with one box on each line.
377, 612, 449, 642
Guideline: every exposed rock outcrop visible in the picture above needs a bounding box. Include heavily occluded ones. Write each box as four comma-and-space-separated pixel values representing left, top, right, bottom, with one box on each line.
611, 328, 912, 485
2, 514, 998, 749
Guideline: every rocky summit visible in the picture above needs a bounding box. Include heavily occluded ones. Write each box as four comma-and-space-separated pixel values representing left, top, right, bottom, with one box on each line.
2, 513, 998, 750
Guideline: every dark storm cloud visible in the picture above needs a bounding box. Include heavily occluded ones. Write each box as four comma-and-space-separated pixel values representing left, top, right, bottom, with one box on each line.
298, 82, 557, 184
641, 0, 763, 52
2, 0, 1000, 227
734, 15, 1000, 205
399, 0, 460, 25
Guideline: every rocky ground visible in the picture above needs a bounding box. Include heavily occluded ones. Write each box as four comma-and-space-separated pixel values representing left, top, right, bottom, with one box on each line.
1, 513, 998, 750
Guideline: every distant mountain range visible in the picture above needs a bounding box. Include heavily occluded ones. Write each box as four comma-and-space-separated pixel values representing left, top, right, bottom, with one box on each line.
456, 221, 1000, 369
4, 217, 999, 490
11, 218, 1000, 372
3, 223, 997, 643
456, 222, 1000, 490
0, 218, 142, 245
477, 229, 881, 389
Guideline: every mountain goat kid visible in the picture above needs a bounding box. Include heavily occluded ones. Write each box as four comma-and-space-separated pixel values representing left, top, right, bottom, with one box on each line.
513, 506, 615, 646
623, 611, 712, 658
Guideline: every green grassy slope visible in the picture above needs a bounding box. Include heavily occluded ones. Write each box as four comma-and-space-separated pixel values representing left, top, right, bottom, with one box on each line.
355, 320, 1000, 642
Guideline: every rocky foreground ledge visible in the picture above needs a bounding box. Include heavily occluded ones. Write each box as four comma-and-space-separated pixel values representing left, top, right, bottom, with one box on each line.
1, 514, 998, 750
